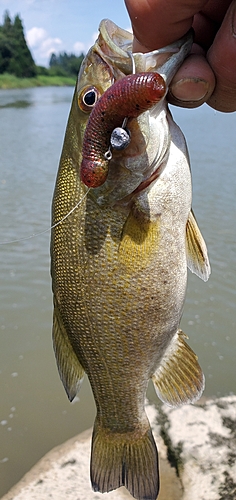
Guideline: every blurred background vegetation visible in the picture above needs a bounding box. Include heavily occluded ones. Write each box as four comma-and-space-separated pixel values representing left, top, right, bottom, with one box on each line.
0, 11, 84, 87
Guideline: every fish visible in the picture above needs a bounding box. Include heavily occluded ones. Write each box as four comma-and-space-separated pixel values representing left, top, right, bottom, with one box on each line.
51, 19, 211, 500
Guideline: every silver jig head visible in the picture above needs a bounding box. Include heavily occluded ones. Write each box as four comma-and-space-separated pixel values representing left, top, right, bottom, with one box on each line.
110, 126, 131, 151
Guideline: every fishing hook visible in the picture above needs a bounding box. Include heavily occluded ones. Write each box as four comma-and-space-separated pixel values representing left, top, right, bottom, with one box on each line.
104, 51, 136, 160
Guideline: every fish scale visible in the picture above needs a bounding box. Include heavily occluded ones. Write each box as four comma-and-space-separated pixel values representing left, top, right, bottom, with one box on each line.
51, 19, 211, 500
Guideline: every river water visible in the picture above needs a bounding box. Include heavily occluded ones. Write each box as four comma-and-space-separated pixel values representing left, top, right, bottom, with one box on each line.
0, 86, 235, 497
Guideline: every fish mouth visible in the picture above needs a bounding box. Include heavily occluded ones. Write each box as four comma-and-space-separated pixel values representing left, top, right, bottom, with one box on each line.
85, 20, 193, 207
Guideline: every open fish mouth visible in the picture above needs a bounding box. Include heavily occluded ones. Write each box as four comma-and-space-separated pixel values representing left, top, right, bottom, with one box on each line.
80, 71, 166, 188
79, 21, 193, 204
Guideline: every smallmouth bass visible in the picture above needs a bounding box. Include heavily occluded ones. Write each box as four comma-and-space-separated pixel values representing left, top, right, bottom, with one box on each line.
51, 19, 210, 500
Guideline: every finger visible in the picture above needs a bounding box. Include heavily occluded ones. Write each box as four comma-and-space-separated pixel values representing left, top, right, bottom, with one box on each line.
168, 51, 216, 108
124, 0, 208, 52
206, 0, 236, 112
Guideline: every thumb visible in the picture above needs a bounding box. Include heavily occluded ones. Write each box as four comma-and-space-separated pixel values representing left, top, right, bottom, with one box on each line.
207, 0, 236, 112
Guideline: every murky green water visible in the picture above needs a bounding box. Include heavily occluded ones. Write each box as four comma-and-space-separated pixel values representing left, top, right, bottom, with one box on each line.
0, 87, 235, 497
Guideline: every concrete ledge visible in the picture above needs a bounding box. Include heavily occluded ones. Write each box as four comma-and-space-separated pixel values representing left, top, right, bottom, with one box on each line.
161, 395, 236, 500
1, 397, 235, 500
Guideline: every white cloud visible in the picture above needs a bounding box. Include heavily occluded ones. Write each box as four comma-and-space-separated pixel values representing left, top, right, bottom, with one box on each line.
26, 26, 62, 66
73, 31, 98, 56
73, 41, 86, 54
27, 25, 125, 66
26, 27, 47, 47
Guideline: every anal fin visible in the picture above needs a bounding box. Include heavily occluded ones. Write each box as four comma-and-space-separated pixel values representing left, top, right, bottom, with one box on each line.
52, 300, 84, 401
186, 209, 211, 282
152, 329, 205, 407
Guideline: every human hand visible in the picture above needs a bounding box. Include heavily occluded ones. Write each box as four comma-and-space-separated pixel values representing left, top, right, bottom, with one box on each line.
125, 0, 236, 112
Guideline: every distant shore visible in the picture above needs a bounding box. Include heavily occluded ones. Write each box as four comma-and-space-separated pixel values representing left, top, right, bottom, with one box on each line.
0, 73, 76, 89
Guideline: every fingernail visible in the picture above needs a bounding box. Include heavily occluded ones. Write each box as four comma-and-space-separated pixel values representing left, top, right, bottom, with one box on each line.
170, 78, 209, 102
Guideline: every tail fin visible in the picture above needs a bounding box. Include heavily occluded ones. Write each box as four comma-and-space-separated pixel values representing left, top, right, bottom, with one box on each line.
90, 419, 159, 500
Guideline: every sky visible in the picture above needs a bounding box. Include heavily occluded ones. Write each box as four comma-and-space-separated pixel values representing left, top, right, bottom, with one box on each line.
0, 0, 131, 66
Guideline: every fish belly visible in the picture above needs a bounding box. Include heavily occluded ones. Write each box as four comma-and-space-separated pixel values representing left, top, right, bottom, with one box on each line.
53, 183, 188, 416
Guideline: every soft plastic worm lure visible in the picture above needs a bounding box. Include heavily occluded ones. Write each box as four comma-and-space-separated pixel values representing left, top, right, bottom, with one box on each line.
80, 72, 166, 188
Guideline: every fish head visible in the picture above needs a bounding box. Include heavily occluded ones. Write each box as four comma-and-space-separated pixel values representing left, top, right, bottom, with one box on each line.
76, 19, 193, 206
75, 21, 133, 144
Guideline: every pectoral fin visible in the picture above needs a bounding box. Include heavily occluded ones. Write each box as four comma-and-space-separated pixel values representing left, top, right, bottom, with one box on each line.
52, 301, 84, 401
186, 209, 211, 282
152, 329, 205, 407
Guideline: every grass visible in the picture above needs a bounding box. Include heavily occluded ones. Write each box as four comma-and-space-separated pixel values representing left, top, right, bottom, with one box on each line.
0, 73, 76, 89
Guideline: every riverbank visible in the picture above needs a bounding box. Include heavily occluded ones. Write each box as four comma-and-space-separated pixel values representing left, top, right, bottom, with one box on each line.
1, 396, 235, 500
0, 73, 75, 89
0, 404, 182, 500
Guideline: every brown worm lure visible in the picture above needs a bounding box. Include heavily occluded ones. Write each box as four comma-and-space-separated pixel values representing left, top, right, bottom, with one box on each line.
80, 72, 166, 188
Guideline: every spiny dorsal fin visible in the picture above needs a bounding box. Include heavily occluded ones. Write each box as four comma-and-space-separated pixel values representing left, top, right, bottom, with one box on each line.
52, 301, 84, 401
186, 209, 211, 282
152, 329, 205, 407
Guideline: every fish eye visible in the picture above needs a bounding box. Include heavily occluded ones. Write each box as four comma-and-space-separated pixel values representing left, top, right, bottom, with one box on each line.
78, 86, 100, 112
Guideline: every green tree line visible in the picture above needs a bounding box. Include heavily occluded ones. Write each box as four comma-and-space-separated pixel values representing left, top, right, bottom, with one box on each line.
48, 52, 84, 77
0, 10, 84, 79
0, 11, 36, 77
